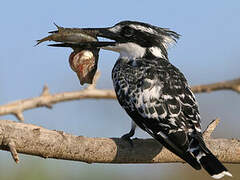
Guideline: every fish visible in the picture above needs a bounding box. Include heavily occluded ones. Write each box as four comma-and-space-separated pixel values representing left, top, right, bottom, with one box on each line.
69, 49, 99, 85
36, 23, 100, 85
35, 23, 98, 46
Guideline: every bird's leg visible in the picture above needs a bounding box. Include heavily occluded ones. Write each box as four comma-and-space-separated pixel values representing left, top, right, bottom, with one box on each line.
121, 121, 136, 147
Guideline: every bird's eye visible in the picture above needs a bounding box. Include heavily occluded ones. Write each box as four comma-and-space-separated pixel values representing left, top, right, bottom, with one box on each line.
121, 26, 134, 37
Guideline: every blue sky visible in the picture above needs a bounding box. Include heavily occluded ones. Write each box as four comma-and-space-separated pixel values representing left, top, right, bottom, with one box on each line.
0, 1, 240, 179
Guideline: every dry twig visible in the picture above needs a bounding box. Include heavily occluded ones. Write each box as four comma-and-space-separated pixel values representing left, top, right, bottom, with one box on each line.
191, 78, 240, 94
0, 119, 239, 164
203, 118, 220, 139
0, 86, 115, 122
0, 77, 239, 122
1, 137, 19, 163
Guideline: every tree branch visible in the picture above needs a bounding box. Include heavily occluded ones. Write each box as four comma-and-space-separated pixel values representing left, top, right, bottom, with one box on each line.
0, 77, 240, 122
203, 118, 220, 139
0, 119, 239, 164
2, 137, 19, 163
191, 78, 240, 94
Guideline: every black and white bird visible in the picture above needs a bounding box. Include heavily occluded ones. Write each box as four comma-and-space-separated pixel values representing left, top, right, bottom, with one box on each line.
52, 21, 232, 179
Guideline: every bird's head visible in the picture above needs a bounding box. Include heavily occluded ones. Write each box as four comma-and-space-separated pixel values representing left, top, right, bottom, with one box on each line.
52, 21, 180, 60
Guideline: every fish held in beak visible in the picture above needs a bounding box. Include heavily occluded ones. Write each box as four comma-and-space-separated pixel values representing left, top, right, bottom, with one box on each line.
69, 48, 99, 85
35, 23, 98, 46
36, 24, 100, 85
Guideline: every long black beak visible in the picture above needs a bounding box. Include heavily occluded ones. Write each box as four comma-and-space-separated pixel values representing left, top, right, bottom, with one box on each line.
44, 26, 121, 49
48, 41, 116, 48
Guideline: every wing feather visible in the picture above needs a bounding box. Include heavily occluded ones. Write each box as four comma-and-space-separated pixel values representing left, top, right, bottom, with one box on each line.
112, 58, 202, 170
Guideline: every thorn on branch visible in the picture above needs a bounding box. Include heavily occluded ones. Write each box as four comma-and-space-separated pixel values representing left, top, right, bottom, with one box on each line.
41, 84, 53, 109
203, 118, 220, 139
14, 111, 24, 122
41, 84, 50, 96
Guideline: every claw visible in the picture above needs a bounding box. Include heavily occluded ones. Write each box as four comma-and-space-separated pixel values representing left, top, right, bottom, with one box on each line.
121, 133, 134, 147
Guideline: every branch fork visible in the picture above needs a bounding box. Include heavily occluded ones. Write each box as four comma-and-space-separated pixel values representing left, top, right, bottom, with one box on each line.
0, 75, 239, 164
0, 77, 239, 122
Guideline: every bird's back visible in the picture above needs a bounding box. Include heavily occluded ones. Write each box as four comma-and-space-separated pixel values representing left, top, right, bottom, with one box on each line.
112, 57, 204, 169
112, 57, 201, 136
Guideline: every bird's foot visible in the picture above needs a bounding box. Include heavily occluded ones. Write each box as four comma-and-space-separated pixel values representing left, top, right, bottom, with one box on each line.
121, 133, 134, 147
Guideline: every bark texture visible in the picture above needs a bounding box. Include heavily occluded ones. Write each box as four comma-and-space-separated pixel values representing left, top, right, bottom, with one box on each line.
0, 120, 239, 164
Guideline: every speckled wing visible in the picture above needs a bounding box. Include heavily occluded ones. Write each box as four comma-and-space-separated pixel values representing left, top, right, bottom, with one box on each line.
112, 58, 202, 169
127, 59, 201, 137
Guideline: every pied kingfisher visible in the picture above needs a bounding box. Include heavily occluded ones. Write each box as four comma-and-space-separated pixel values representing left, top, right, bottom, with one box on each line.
51, 21, 232, 179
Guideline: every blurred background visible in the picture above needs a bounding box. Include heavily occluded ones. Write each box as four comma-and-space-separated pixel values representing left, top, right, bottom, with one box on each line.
0, 0, 239, 179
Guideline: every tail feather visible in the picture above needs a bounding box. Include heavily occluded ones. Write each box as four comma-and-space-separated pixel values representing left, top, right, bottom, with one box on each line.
152, 133, 201, 170
190, 138, 232, 179
199, 152, 232, 179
